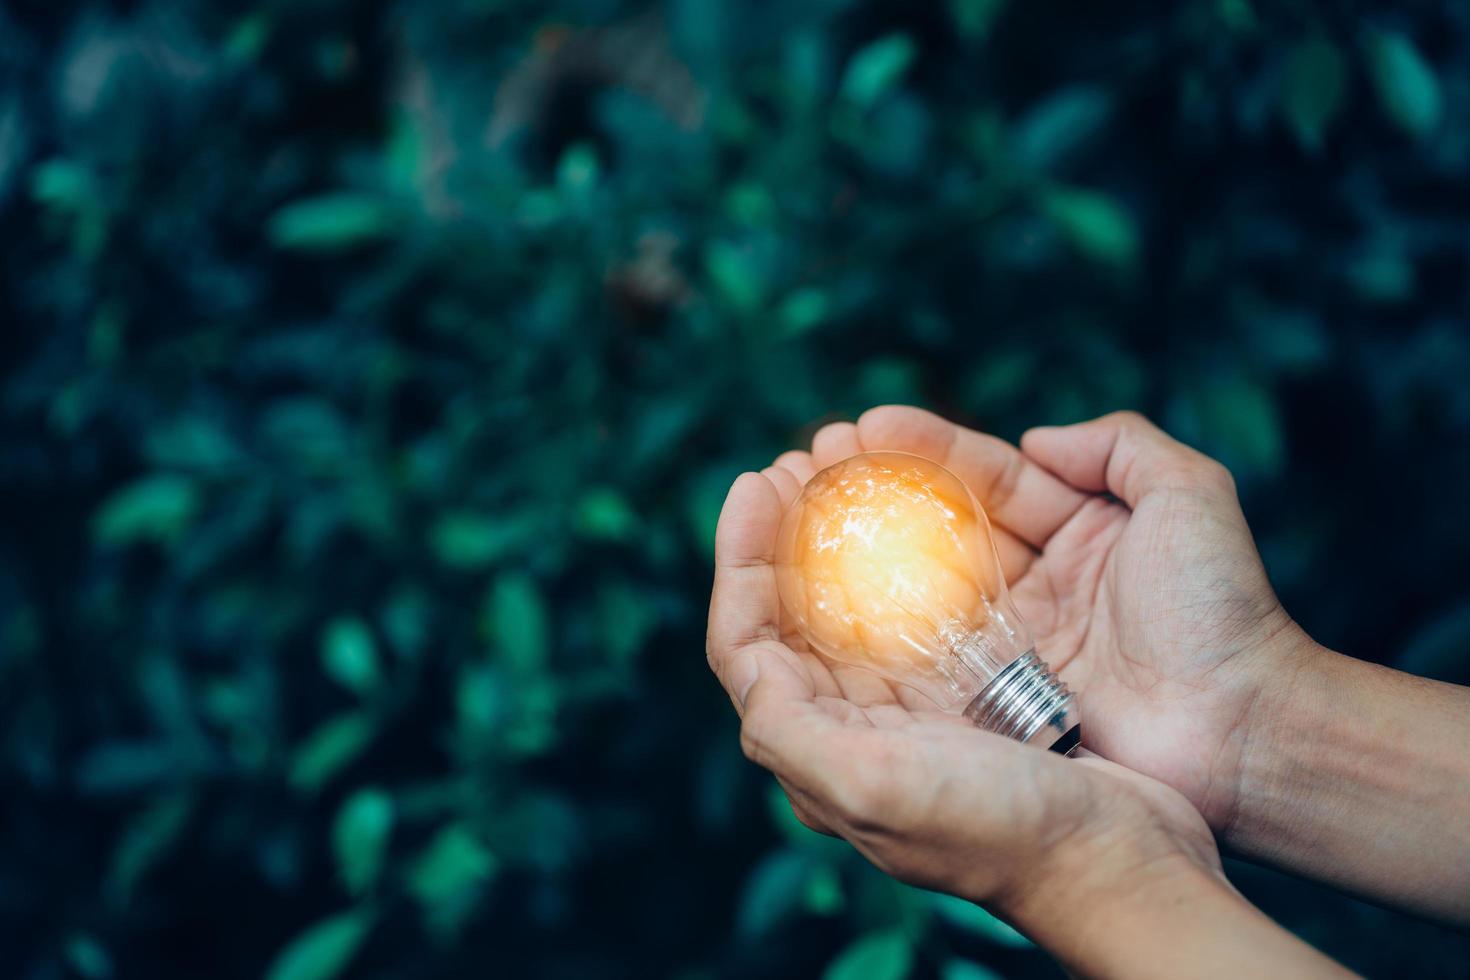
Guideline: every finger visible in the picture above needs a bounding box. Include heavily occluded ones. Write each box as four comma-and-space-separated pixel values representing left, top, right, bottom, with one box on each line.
814, 695, 875, 725
762, 465, 803, 510
990, 531, 1038, 584
797, 651, 844, 698
1020, 410, 1235, 509
857, 405, 1088, 550
772, 450, 817, 485
758, 465, 824, 661
859, 702, 924, 730
810, 421, 861, 468
708, 473, 783, 686
737, 645, 834, 783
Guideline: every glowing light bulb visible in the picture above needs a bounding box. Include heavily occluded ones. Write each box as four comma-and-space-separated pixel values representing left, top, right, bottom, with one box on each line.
775, 452, 1080, 752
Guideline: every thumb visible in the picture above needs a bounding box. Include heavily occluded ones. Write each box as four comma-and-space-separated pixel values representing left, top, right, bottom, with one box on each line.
1020, 411, 1235, 508
735, 643, 833, 785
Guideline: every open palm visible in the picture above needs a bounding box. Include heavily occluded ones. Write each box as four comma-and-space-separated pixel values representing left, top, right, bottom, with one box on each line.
706, 465, 1220, 908
755, 406, 1304, 831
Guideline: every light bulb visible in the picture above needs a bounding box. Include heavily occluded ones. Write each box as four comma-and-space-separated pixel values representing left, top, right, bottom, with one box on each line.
775, 451, 1080, 752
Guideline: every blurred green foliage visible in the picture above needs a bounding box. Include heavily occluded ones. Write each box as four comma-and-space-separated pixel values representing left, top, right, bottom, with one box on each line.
3, 0, 1470, 977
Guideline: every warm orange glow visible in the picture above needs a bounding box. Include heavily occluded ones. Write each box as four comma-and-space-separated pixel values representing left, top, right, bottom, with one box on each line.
775, 452, 998, 674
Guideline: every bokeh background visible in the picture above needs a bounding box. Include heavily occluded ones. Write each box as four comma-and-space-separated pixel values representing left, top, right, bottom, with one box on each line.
4, 0, 1470, 977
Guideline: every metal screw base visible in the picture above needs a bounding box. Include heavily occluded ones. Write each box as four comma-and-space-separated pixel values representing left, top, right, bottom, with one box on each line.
963, 650, 1081, 754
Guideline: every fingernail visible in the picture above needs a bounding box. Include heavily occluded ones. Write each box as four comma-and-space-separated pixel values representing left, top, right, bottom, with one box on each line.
730, 652, 759, 707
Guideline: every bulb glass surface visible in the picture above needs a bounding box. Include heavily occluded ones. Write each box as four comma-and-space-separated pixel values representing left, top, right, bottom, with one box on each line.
775, 452, 1034, 713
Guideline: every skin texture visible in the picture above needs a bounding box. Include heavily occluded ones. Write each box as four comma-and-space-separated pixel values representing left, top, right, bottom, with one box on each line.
854, 406, 1307, 831
706, 408, 1355, 978
797, 407, 1470, 928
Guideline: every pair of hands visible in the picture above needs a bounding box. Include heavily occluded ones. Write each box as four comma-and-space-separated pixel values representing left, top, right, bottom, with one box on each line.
706, 407, 1318, 939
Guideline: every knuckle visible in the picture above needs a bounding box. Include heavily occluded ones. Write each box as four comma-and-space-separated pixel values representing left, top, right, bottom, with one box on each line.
984, 443, 1026, 507
739, 718, 771, 768
1199, 458, 1237, 492
1106, 408, 1149, 429
773, 450, 806, 470
813, 420, 855, 447
1171, 456, 1233, 493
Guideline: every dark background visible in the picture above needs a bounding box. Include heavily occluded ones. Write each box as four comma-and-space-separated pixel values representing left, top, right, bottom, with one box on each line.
3, 1, 1470, 977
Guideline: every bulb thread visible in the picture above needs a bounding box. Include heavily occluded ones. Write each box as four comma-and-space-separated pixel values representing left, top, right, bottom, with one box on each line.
962, 651, 1080, 752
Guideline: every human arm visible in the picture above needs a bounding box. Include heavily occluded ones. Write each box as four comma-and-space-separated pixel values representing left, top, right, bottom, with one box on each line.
1229, 643, 1470, 926
831, 404, 1470, 927
706, 469, 1353, 978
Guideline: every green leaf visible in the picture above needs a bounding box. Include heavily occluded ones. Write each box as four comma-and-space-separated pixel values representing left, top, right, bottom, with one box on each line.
823, 929, 913, 980
738, 850, 811, 937
777, 288, 830, 336
408, 823, 498, 939
726, 182, 776, 225
106, 792, 194, 906
74, 741, 183, 795
455, 663, 504, 740
428, 511, 529, 570
320, 617, 380, 697
224, 14, 271, 62
704, 240, 766, 314
93, 474, 200, 547
557, 142, 600, 192
1346, 248, 1413, 303
1039, 185, 1139, 268
1216, 0, 1256, 33
596, 580, 658, 667
1172, 375, 1283, 477
143, 417, 240, 472
940, 961, 1004, 980
30, 156, 106, 256
574, 487, 638, 541
384, 108, 424, 194
503, 675, 559, 756
290, 712, 376, 794
382, 587, 431, 661
947, 0, 1007, 42
333, 788, 394, 896
260, 398, 351, 468
803, 862, 845, 916
410, 824, 497, 901
1011, 86, 1112, 171
264, 907, 374, 980
64, 933, 112, 979
930, 892, 1033, 947
30, 158, 93, 210
482, 571, 549, 674
840, 34, 916, 110
960, 349, 1039, 416
854, 358, 923, 409
268, 193, 395, 251
1398, 603, 1470, 685
1365, 31, 1441, 138
1281, 36, 1347, 152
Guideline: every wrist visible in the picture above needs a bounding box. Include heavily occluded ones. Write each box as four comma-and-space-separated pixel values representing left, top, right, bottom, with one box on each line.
992, 789, 1222, 947
1216, 619, 1334, 838
1224, 640, 1470, 923
1002, 841, 1241, 979
998, 822, 1348, 979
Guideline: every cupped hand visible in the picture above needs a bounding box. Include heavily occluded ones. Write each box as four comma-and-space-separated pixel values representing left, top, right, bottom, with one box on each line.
793, 407, 1315, 832
706, 469, 1222, 917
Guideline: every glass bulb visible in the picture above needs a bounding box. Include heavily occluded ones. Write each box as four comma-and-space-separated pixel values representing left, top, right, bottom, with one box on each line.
775, 451, 1080, 752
